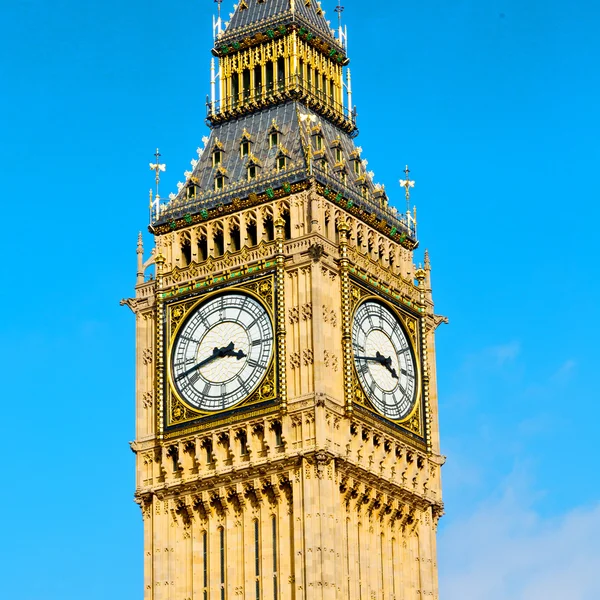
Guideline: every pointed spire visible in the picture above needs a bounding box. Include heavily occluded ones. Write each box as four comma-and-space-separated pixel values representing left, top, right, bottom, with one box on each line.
399, 165, 415, 213
424, 248, 431, 270
136, 232, 144, 284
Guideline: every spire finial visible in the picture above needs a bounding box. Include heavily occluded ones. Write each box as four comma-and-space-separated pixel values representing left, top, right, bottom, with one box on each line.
335, 2, 346, 48
213, 0, 223, 38
149, 148, 166, 197
399, 165, 415, 213
424, 248, 431, 270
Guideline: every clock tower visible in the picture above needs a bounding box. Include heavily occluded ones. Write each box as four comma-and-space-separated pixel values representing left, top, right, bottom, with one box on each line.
124, 1, 446, 598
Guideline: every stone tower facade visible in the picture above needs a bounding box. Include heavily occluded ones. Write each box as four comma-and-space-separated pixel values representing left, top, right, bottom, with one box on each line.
124, 2, 445, 599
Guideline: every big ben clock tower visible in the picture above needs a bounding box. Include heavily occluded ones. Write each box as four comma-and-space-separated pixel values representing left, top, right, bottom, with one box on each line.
124, 1, 446, 598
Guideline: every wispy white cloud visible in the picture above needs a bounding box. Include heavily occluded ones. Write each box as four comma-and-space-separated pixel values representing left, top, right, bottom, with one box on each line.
439, 480, 600, 600
487, 341, 521, 366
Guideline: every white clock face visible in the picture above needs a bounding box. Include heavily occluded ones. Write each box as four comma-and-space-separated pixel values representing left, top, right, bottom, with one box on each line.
171, 293, 274, 411
352, 300, 417, 420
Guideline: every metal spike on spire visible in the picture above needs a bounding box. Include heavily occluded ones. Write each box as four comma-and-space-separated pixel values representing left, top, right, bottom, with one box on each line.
399, 165, 415, 213
149, 148, 166, 197
335, 2, 346, 49
213, 0, 223, 40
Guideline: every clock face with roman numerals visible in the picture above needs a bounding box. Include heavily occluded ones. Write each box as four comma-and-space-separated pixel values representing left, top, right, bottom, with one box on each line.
170, 293, 273, 411
352, 300, 418, 420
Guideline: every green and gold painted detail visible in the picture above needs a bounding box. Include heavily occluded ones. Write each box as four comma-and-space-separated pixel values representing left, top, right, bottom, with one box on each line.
215, 24, 348, 65
158, 259, 278, 302
160, 276, 279, 433
348, 267, 422, 312
150, 180, 309, 236
318, 182, 418, 250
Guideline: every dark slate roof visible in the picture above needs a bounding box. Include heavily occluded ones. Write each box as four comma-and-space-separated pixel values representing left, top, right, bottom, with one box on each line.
156, 101, 412, 239
220, 0, 335, 44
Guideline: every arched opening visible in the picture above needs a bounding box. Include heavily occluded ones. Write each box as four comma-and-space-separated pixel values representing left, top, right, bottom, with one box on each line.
277, 57, 285, 89
181, 238, 192, 267
213, 229, 224, 257
197, 235, 208, 261
264, 216, 274, 241
243, 68, 251, 101
254, 64, 262, 98
232, 73, 240, 106
230, 225, 241, 252
246, 219, 258, 246
266, 61, 274, 92
281, 211, 291, 240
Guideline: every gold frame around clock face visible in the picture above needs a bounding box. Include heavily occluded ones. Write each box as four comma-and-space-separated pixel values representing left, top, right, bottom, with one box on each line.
169, 291, 274, 412
352, 298, 419, 421
161, 276, 279, 435
347, 283, 424, 438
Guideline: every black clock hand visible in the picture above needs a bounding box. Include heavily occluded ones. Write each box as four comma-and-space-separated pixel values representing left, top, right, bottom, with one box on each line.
177, 342, 236, 379
356, 352, 388, 366
223, 348, 247, 360
356, 352, 399, 379
376, 352, 400, 379
386, 364, 399, 379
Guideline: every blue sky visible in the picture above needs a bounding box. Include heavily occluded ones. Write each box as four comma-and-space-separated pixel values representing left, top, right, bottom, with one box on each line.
1, 1, 598, 598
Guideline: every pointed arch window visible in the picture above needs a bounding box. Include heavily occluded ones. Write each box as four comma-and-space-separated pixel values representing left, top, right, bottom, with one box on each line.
254, 519, 260, 600
241, 140, 251, 157
202, 531, 209, 600
272, 514, 278, 599
269, 131, 280, 148
219, 526, 226, 600
215, 175, 225, 190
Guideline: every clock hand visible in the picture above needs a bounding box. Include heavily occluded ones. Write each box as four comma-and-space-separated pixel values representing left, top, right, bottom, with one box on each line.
177, 343, 236, 379
223, 348, 247, 360
376, 352, 400, 379
357, 352, 399, 379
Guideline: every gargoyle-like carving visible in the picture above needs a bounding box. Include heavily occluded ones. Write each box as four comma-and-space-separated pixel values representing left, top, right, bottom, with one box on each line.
308, 243, 325, 262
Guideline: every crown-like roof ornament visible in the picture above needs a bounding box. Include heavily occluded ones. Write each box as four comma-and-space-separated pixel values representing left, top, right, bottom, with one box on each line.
218, 0, 337, 46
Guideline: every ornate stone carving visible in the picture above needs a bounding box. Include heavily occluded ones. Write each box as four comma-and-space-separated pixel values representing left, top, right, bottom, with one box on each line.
301, 303, 313, 321
302, 349, 314, 366
288, 306, 299, 324
322, 305, 338, 327
323, 350, 339, 372
142, 348, 153, 365
142, 391, 154, 409
289, 351, 301, 369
